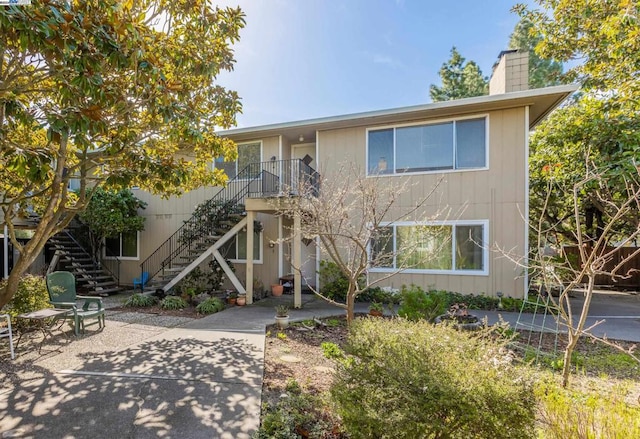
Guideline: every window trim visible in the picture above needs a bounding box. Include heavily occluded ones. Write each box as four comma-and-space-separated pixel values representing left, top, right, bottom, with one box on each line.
214, 140, 263, 180
104, 231, 140, 261
365, 114, 490, 177
369, 220, 489, 276
225, 230, 264, 265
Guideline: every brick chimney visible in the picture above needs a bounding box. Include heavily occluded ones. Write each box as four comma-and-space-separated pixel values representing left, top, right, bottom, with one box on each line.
489, 50, 529, 95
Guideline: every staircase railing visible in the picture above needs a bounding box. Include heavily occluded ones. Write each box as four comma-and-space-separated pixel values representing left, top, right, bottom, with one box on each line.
55, 228, 121, 284
140, 159, 318, 283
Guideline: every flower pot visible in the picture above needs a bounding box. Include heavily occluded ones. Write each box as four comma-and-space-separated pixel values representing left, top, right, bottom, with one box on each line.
274, 315, 289, 329
236, 295, 246, 306
271, 284, 284, 297
227, 297, 237, 305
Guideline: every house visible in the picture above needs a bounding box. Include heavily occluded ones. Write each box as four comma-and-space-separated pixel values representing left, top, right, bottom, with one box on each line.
107, 50, 578, 306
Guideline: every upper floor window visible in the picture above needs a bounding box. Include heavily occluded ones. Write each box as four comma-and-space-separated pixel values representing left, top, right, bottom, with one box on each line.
367, 117, 487, 175
105, 231, 139, 260
215, 142, 261, 179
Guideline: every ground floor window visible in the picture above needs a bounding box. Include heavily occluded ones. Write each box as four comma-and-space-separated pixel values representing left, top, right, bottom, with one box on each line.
105, 231, 139, 259
370, 220, 488, 274
221, 230, 262, 263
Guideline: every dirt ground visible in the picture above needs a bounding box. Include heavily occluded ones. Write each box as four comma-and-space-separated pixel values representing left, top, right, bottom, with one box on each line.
262, 315, 640, 411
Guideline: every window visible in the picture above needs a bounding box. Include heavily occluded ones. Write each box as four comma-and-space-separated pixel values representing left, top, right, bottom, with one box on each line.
367, 117, 486, 175
221, 230, 262, 262
215, 142, 261, 179
105, 231, 139, 259
370, 221, 487, 274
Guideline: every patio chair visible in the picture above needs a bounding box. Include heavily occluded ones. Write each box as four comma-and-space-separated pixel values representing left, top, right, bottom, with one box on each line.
0, 314, 15, 359
46, 271, 105, 336
133, 271, 149, 291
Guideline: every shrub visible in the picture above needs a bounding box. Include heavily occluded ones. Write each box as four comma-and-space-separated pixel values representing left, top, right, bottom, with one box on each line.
0, 275, 51, 326
195, 297, 225, 315
358, 286, 401, 304
318, 260, 350, 302
397, 284, 448, 322
160, 295, 188, 310
255, 379, 343, 439
536, 380, 640, 438
331, 318, 535, 439
124, 293, 156, 308
321, 342, 344, 360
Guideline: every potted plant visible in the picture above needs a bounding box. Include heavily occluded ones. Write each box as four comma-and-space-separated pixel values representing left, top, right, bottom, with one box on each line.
271, 283, 284, 297
236, 293, 247, 306
227, 291, 238, 305
274, 305, 290, 329
369, 302, 384, 317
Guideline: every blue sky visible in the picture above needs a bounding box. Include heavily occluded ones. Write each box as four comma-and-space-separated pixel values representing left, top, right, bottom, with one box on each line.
217, 0, 528, 128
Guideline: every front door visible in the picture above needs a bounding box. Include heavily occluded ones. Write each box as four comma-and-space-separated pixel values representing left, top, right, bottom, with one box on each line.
292, 143, 316, 288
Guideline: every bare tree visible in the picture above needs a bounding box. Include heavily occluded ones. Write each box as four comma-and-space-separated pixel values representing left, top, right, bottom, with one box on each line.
528, 166, 640, 388
275, 163, 446, 324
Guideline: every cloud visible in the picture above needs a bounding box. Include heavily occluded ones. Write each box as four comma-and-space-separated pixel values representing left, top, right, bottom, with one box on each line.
367, 52, 405, 69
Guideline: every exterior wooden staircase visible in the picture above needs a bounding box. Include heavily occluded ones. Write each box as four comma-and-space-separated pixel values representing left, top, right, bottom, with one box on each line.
140, 159, 319, 294
48, 226, 123, 296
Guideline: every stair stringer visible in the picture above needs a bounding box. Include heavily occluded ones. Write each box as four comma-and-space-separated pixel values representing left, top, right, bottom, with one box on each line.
162, 217, 248, 294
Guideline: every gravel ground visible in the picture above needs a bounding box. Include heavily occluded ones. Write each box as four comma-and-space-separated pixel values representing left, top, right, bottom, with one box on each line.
0, 292, 197, 386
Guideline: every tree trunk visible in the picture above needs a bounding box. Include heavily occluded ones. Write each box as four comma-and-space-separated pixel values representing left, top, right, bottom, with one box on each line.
561, 274, 596, 388
346, 286, 356, 325
0, 246, 38, 308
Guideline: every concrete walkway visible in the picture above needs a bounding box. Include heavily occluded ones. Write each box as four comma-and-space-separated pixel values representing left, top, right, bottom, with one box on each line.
1, 290, 638, 438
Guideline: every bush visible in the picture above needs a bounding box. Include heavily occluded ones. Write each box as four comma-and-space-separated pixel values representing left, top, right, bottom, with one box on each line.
318, 260, 350, 302
331, 318, 535, 439
124, 293, 156, 308
255, 379, 343, 439
536, 380, 640, 438
195, 297, 225, 315
397, 284, 448, 322
0, 275, 51, 326
160, 295, 188, 310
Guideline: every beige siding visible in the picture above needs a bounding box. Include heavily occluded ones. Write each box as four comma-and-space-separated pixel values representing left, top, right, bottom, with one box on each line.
123, 137, 281, 284
132, 108, 528, 299
319, 108, 527, 298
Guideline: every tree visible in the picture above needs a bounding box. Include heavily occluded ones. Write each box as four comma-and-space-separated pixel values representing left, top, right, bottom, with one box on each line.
508, 17, 563, 88
513, 0, 640, 387
530, 165, 640, 388
0, 1, 244, 308
77, 188, 147, 261
429, 47, 488, 102
514, 0, 640, 106
276, 163, 443, 324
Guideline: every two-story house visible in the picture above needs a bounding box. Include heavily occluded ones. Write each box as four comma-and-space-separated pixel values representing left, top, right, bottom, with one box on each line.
109, 50, 577, 307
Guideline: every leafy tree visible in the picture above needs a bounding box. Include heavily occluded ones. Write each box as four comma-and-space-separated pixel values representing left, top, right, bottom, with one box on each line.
429, 47, 488, 102
78, 188, 147, 261
508, 17, 564, 88
515, 0, 640, 246
0, 1, 244, 308
514, 0, 640, 387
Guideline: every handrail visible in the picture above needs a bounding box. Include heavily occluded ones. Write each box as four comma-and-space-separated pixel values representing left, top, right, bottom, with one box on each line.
60, 228, 121, 284
140, 159, 319, 283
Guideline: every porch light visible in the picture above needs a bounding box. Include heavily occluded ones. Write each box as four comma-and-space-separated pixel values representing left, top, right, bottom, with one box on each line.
298, 135, 304, 142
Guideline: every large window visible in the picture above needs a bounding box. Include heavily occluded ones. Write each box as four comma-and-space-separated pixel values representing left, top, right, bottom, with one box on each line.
221, 230, 262, 263
370, 221, 487, 274
105, 231, 139, 259
215, 142, 261, 179
367, 117, 487, 175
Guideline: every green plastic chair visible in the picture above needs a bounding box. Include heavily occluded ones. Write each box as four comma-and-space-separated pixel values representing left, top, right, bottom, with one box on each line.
46, 271, 105, 336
